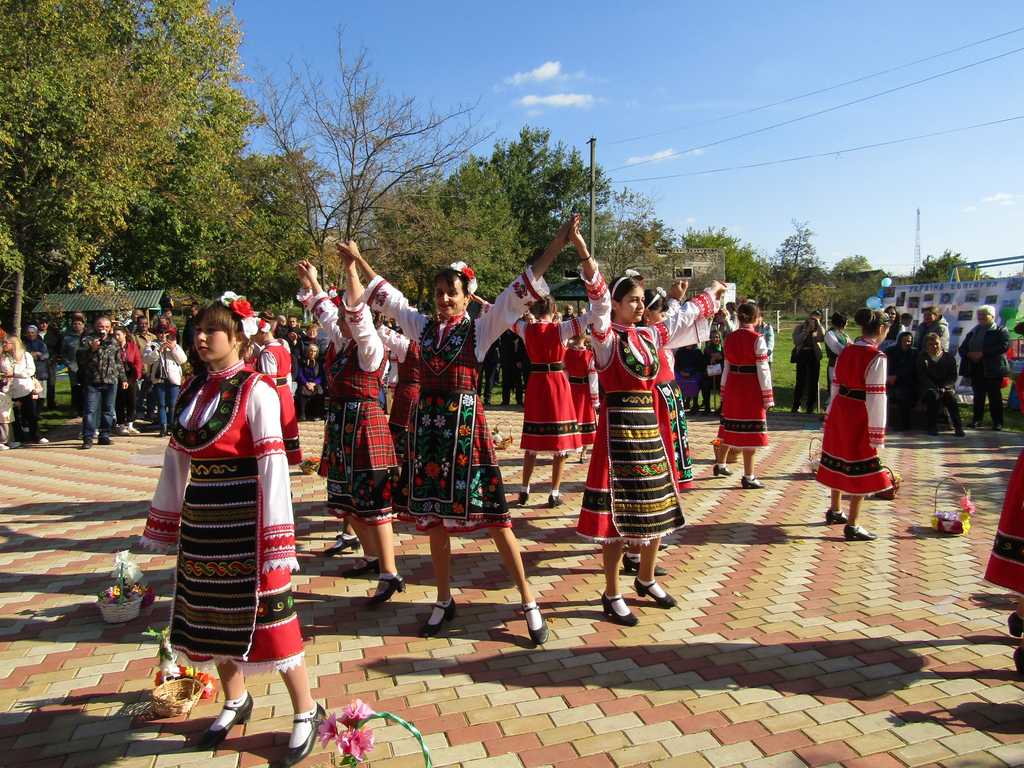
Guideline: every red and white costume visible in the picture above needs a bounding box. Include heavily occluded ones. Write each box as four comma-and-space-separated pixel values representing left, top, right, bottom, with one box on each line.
379, 326, 420, 514
363, 267, 550, 532
252, 338, 302, 465
514, 315, 589, 454
651, 321, 696, 490
578, 272, 716, 543
986, 450, 1024, 595
717, 325, 774, 448
299, 290, 397, 524
564, 345, 599, 446
815, 339, 892, 496
141, 361, 304, 672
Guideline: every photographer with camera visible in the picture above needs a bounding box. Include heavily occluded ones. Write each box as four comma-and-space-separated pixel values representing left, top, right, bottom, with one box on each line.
77, 315, 124, 448
142, 322, 187, 438
791, 310, 824, 414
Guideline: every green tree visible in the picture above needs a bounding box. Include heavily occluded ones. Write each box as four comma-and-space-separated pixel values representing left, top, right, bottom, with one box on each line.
768, 221, 824, 312
682, 227, 766, 299
592, 188, 674, 281
831, 255, 874, 278
915, 249, 968, 282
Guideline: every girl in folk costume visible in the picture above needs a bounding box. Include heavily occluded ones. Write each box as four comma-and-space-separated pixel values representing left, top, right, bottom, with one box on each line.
816, 308, 892, 541
564, 334, 599, 462
515, 294, 587, 508
713, 302, 775, 489
296, 257, 404, 606
251, 312, 302, 465
342, 220, 577, 644
643, 287, 697, 492
579, 266, 723, 627
378, 324, 420, 516
985, 450, 1024, 675
139, 295, 322, 768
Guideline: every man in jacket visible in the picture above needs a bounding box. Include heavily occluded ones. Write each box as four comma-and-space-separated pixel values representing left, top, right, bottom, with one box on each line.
23, 325, 49, 415
791, 311, 824, 413
959, 305, 1010, 431
77, 315, 124, 448
37, 317, 60, 409
914, 306, 950, 352
133, 315, 157, 421
499, 329, 524, 406
60, 314, 86, 415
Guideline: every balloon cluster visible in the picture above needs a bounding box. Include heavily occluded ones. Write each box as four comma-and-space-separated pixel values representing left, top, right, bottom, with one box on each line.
866, 276, 893, 309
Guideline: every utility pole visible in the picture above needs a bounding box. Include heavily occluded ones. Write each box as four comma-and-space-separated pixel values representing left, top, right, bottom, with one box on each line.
588, 137, 597, 259
913, 208, 921, 279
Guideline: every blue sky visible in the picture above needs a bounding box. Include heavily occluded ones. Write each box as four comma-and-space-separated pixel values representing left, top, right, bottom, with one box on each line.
236, 1, 1024, 275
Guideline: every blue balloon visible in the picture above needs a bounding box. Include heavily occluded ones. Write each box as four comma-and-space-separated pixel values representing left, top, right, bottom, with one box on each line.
881, 277, 893, 288
877, 288, 886, 298
866, 296, 883, 310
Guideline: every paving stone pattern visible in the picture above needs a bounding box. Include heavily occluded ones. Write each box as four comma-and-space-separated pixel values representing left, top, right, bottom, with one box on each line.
0, 411, 1022, 767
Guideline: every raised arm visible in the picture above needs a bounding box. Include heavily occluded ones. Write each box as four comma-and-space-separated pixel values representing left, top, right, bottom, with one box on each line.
378, 326, 410, 364
661, 280, 723, 350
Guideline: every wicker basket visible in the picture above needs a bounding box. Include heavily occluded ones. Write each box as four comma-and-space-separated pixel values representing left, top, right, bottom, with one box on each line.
151, 677, 203, 718
98, 593, 143, 624
494, 434, 513, 450
932, 477, 972, 535
872, 467, 900, 501
807, 436, 821, 474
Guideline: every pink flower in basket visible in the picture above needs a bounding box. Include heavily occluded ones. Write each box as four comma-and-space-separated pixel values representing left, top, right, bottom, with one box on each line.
959, 495, 975, 515
340, 728, 376, 761
340, 698, 375, 728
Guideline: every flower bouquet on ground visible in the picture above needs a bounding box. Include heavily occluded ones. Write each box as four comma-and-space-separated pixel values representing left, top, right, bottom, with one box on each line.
300, 455, 322, 475
320, 699, 431, 767
97, 551, 154, 623
932, 477, 974, 535
491, 426, 513, 451
143, 626, 212, 719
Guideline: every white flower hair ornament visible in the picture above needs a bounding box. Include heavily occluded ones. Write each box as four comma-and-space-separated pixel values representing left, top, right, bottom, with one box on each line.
218, 292, 259, 338
450, 261, 478, 295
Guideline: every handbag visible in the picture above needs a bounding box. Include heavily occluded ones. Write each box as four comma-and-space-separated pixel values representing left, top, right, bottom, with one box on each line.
706, 364, 722, 377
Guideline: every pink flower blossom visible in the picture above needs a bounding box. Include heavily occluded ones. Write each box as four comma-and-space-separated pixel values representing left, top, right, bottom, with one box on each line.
318, 712, 342, 749
340, 698, 375, 728
959, 495, 975, 514
340, 727, 375, 762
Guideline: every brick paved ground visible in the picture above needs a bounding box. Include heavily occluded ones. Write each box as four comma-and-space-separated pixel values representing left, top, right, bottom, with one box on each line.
1, 410, 1023, 768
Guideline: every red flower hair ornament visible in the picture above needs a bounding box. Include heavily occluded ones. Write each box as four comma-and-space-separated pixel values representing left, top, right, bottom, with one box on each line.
449, 261, 478, 295
219, 291, 259, 338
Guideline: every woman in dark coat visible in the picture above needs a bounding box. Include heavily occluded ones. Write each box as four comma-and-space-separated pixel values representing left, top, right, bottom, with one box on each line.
884, 331, 917, 431
917, 331, 964, 436
959, 305, 1010, 431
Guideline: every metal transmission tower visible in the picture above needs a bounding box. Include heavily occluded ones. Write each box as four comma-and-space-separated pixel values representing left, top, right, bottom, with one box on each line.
913, 208, 922, 278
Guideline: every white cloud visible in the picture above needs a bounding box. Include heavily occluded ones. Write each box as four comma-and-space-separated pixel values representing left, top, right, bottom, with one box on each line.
517, 93, 593, 109
505, 61, 561, 86
963, 205, 978, 213
980, 192, 1018, 206
685, 217, 697, 225
624, 147, 705, 166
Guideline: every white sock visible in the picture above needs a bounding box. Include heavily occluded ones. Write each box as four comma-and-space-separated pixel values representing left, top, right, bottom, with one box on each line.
743, 475, 755, 482
127, 421, 133, 429
550, 489, 560, 498
605, 594, 632, 617
522, 484, 531, 495
289, 705, 318, 749
639, 579, 668, 599
523, 602, 544, 631
211, 693, 248, 731
429, 598, 452, 625
717, 463, 727, 470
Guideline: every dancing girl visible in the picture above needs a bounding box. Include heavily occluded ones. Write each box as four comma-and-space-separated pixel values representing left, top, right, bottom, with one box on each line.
564, 333, 599, 462
251, 313, 302, 465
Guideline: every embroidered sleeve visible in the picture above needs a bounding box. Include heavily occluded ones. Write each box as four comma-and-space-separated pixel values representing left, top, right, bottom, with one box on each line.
248, 379, 297, 573
865, 352, 888, 447
661, 289, 716, 350
557, 314, 585, 345
755, 334, 774, 407
824, 330, 846, 358
587, 350, 599, 401
360, 275, 428, 341
474, 266, 550, 360
256, 348, 278, 376
341, 299, 384, 372
298, 289, 347, 351
140, 444, 190, 552
585, 269, 615, 368
378, 326, 409, 364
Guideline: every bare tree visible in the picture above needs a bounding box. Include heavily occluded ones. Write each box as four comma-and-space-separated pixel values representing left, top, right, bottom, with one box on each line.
260, 32, 486, 279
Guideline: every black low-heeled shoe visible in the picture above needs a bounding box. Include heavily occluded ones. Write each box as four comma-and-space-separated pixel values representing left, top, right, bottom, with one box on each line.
323, 535, 360, 557
195, 692, 254, 749
547, 493, 563, 508
341, 559, 380, 578
825, 509, 848, 525
1015, 646, 1024, 677
712, 464, 732, 477
517, 491, 529, 506
1009, 612, 1023, 638
844, 524, 877, 541
523, 604, 548, 646
601, 594, 638, 627
740, 476, 764, 489
419, 598, 456, 637
634, 578, 677, 609
270, 703, 326, 768
366, 576, 405, 607
620, 557, 667, 577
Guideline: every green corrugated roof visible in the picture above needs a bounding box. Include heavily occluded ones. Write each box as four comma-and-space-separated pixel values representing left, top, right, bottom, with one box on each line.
550, 278, 587, 301
32, 290, 165, 314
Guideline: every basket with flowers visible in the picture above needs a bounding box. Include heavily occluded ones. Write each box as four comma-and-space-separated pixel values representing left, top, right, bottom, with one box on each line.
872, 467, 902, 501
143, 626, 215, 718
932, 477, 974, 535
491, 427, 513, 451
300, 455, 322, 475
97, 551, 154, 623
319, 699, 431, 766
807, 436, 821, 474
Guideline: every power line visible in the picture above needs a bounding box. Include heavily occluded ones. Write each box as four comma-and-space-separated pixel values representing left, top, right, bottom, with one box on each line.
607, 24, 1024, 146
608, 44, 1024, 172
609, 114, 1024, 184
